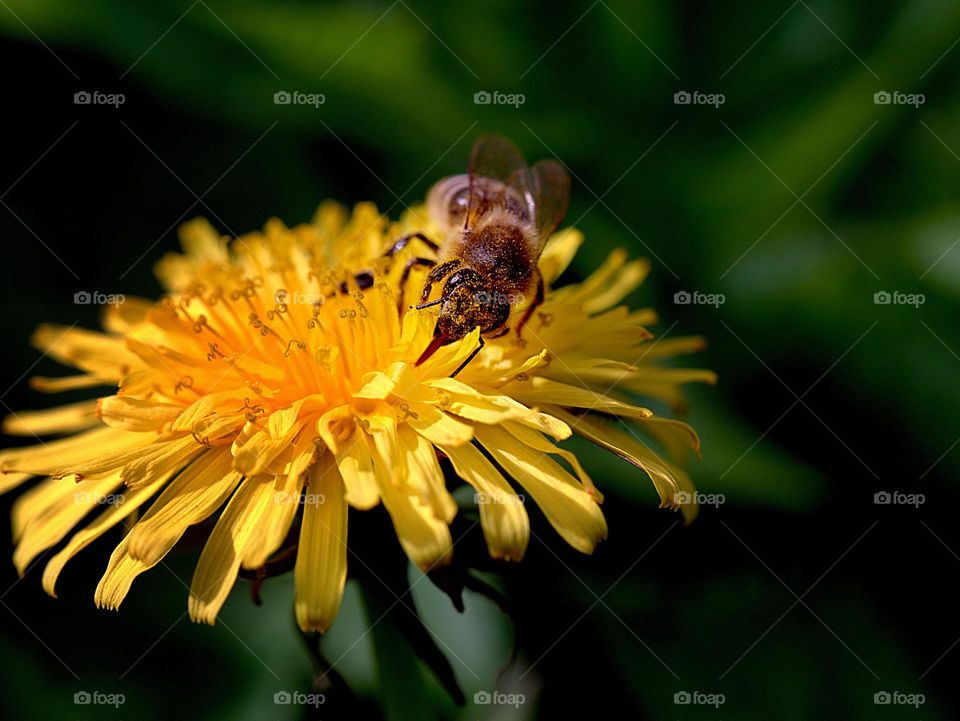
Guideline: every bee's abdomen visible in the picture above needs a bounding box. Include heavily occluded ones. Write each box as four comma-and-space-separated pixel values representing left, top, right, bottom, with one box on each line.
465, 224, 533, 290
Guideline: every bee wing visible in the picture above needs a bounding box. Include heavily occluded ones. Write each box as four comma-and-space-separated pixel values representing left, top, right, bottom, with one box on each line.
466, 134, 529, 226
465, 135, 570, 249
426, 174, 471, 230
521, 159, 570, 242
468, 134, 528, 186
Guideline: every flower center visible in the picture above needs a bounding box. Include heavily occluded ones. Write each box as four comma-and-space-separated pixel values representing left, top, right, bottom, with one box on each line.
130, 261, 406, 417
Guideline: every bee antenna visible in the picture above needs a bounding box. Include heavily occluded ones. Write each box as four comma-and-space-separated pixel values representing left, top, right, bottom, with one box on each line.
416, 332, 449, 366
416, 299, 442, 310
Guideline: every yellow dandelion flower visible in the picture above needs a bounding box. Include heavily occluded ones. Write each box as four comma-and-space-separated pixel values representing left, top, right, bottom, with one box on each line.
0, 200, 714, 633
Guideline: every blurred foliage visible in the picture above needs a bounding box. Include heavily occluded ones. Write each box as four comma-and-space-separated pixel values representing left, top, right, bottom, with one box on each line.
2, 0, 960, 719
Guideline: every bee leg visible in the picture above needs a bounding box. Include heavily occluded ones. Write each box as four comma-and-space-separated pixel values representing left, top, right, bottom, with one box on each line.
339, 270, 374, 294
451, 335, 484, 378
417, 259, 461, 306
386, 232, 439, 257
515, 275, 545, 340
398, 257, 436, 307
355, 270, 374, 289
485, 326, 510, 339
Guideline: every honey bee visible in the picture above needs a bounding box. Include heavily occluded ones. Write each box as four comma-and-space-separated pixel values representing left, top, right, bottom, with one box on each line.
385, 134, 570, 375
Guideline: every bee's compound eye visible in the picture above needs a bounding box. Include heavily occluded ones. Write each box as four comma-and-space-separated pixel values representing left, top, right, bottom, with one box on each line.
489, 297, 511, 330
444, 269, 468, 290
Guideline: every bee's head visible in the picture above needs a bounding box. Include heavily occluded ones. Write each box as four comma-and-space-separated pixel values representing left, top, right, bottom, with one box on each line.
415, 268, 510, 366
437, 268, 511, 339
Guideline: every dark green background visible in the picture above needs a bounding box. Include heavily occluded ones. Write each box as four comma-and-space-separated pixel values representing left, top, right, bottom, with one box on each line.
1, 1, 958, 719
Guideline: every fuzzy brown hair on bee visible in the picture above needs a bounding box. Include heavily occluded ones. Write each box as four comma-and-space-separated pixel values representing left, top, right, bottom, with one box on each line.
406, 135, 570, 375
